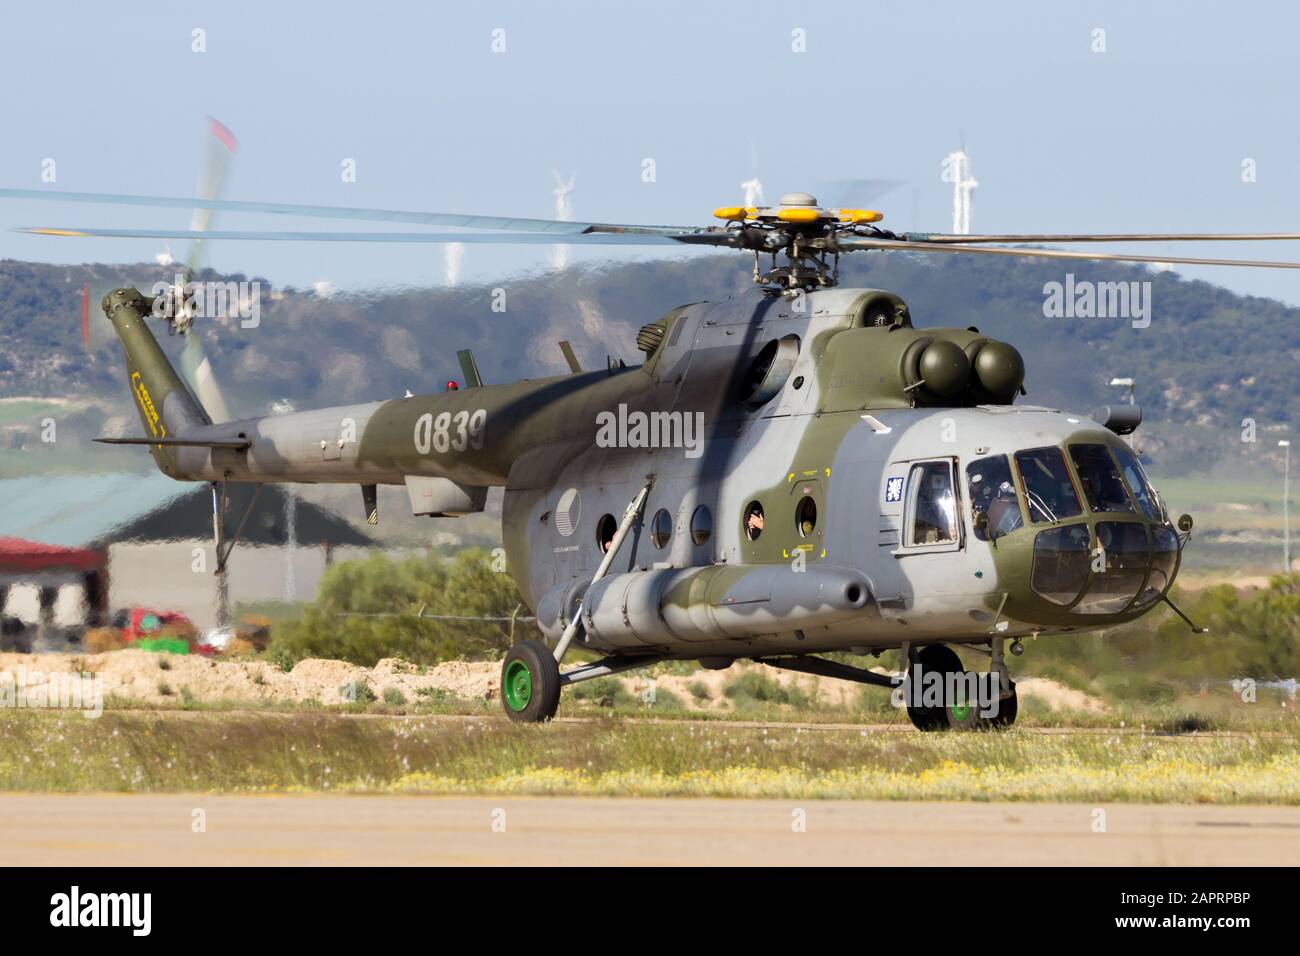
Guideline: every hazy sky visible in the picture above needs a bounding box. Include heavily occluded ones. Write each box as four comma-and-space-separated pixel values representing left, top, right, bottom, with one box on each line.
3, 0, 1300, 302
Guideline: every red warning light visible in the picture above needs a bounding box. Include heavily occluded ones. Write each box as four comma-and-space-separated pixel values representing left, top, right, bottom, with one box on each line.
445, 381, 460, 391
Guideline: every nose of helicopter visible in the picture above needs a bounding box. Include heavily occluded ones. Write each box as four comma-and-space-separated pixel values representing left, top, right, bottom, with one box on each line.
1008, 514, 1181, 624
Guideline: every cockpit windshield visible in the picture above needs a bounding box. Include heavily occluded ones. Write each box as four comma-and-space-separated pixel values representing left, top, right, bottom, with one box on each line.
1068, 443, 1134, 513
1112, 444, 1163, 521
1005, 440, 1178, 615
1014, 447, 1083, 523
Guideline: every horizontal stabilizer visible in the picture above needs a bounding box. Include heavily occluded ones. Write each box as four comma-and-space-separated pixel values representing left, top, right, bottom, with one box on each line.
95, 436, 250, 449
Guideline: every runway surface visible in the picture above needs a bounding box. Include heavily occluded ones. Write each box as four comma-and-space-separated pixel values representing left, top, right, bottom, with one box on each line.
2, 793, 1297, 866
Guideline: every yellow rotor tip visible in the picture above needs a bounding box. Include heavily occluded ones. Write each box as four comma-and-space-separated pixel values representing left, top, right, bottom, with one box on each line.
776, 207, 823, 223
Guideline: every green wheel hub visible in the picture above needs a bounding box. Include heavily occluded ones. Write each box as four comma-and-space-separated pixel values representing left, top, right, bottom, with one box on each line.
504, 659, 533, 712
951, 700, 972, 723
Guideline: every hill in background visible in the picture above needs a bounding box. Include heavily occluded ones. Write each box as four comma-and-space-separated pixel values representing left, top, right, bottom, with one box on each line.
0, 251, 1294, 566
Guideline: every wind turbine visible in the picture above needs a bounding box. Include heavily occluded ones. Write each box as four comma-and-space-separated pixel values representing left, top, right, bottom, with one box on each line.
943, 146, 978, 235
444, 241, 463, 287
551, 171, 576, 270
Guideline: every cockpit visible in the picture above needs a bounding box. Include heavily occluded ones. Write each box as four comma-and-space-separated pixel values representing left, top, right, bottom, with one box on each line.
961, 440, 1179, 616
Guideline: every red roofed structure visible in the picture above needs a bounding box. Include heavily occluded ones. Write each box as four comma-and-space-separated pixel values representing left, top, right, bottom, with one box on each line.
0, 538, 106, 575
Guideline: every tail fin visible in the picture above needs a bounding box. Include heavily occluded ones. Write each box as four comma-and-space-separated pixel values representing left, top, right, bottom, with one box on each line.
103, 288, 211, 475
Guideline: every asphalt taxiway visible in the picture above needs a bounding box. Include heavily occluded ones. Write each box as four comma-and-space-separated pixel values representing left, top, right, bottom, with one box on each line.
2, 793, 1296, 866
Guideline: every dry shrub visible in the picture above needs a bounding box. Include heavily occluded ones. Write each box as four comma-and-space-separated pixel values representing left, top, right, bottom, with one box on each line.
84, 628, 126, 654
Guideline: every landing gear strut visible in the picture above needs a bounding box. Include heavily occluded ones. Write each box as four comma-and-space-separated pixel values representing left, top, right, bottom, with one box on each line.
501, 478, 654, 723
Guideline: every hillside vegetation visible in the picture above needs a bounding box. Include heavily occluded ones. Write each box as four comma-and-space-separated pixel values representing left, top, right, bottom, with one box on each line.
1, 252, 1294, 477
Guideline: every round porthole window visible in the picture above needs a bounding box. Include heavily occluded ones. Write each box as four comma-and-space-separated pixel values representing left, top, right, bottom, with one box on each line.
796, 496, 817, 537
690, 505, 713, 545
744, 500, 765, 540
596, 513, 617, 552
650, 508, 673, 549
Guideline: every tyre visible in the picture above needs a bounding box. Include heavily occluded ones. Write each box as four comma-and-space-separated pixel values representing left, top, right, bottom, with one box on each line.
986, 679, 1018, 729
500, 639, 561, 723
905, 644, 963, 732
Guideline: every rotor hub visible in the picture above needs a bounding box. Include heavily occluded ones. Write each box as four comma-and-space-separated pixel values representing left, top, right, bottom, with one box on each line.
711, 192, 890, 292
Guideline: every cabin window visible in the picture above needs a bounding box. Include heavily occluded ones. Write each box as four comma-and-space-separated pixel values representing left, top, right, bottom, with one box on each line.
650, 509, 673, 549
795, 496, 817, 537
743, 501, 765, 540
904, 461, 958, 547
596, 513, 617, 553
690, 505, 713, 545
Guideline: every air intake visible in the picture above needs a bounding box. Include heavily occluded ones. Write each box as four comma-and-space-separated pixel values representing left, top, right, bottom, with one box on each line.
636, 322, 667, 354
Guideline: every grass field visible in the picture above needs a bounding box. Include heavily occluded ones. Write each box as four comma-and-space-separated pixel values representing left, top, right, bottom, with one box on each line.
1154, 475, 1292, 573
2, 708, 1298, 804
83, 676, 1300, 737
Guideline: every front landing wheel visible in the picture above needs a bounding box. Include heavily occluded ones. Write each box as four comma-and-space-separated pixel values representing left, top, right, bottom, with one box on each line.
501, 640, 561, 723
987, 679, 1018, 729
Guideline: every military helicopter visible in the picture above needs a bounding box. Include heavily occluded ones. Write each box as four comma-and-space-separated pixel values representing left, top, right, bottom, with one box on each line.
8, 184, 1300, 728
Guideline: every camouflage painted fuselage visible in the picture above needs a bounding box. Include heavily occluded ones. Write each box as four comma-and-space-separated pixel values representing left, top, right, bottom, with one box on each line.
106, 285, 1180, 663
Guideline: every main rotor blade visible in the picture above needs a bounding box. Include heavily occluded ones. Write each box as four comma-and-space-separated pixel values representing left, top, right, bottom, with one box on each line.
17, 226, 721, 246
0, 188, 700, 237
903, 231, 1300, 243
819, 178, 906, 208
838, 236, 1300, 269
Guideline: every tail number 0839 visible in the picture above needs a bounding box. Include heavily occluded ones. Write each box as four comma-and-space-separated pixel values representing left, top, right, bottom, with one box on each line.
414, 409, 487, 454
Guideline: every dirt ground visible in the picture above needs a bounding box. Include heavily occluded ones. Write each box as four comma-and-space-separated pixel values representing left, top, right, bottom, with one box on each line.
0, 650, 1106, 713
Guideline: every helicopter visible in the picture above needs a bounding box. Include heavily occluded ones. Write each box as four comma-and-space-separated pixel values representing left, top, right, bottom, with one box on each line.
7, 184, 1300, 728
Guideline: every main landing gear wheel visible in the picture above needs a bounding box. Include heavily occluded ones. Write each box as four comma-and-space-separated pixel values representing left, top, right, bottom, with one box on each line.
501, 640, 561, 723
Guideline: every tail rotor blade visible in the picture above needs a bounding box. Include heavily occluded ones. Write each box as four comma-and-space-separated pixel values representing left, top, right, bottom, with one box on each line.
175, 117, 239, 423
179, 332, 232, 424
186, 116, 239, 281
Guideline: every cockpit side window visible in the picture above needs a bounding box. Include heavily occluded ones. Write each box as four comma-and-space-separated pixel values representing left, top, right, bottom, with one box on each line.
1112, 444, 1162, 521
905, 461, 958, 546
1068, 443, 1135, 514
1014, 447, 1083, 524
966, 455, 1023, 540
